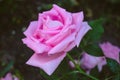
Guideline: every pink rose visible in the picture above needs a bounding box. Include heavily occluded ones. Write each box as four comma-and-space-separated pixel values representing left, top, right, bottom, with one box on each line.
69, 52, 106, 74
100, 42, 120, 64
22, 4, 91, 75
0, 73, 19, 80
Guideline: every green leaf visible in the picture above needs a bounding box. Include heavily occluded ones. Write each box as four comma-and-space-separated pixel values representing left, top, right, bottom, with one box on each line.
84, 43, 104, 56
80, 18, 105, 47
80, 18, 105, 56
0, 60, 14, 77
106, 58, 120, 73
87, 18, 105, 42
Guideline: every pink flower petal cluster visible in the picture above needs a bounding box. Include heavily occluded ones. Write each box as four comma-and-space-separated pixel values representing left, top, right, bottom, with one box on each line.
100, 42, 120, 63
69, 42, 120, 74
69, 52, 106, 74
0, 73, 19, 80
22, 4, 91, 75
80, 53, 106, 74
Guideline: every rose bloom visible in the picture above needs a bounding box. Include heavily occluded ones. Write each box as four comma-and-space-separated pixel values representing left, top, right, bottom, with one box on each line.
100, 42, 120, 64
22, 4, 91, 75
0, 73, 19, 80
69, 52, 106, 74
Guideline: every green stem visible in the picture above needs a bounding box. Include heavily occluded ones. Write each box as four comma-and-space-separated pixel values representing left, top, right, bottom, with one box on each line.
67, 53, 98, 80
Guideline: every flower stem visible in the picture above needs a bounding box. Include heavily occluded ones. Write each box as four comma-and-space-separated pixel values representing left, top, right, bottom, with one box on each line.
67, 53, 98, 80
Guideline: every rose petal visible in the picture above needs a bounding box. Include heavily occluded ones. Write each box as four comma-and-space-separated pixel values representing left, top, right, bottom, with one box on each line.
41, 8, 61, 21
72, 11, 84, 25
44, 16, 63, 30
80, 53, 106, 73
24, 21, 38, 37
100, 42, 120, 63
26, 52, 66, 75
40, 29, 60, 34
80, 53, 98, 69
72, 12, 84, 32
64, 42, 76, 52
45, 24, 75, 46
97, 58, 106, 71
53, 4, 72, 26
22, 38, 50, 53
4, 73, 12, 80
46, 20, 63, 29
75, 22, 91, 47
48, 33, 75, 54
45, 28, 70, 46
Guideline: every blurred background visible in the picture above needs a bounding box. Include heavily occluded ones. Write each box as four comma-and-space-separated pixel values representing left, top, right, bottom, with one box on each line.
0, 0, 120, 80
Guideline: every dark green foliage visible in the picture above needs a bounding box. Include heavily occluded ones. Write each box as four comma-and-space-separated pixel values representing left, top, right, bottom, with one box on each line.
80, 18, 105, 56
90, 67, 99, 78
106, 58, 120, 80
84, 43, 103, 56
106, 58, 120, 73
39, 58, 80, 80
88, 18, 105, 42
0, 61, 14, 77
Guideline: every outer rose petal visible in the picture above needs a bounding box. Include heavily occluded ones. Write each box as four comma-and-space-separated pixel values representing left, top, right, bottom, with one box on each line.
26, 53, 66, 75
72, 11, 84, 26
24, 21, 38, 37
22, 38, 49, 53
75, 22, 91, 47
